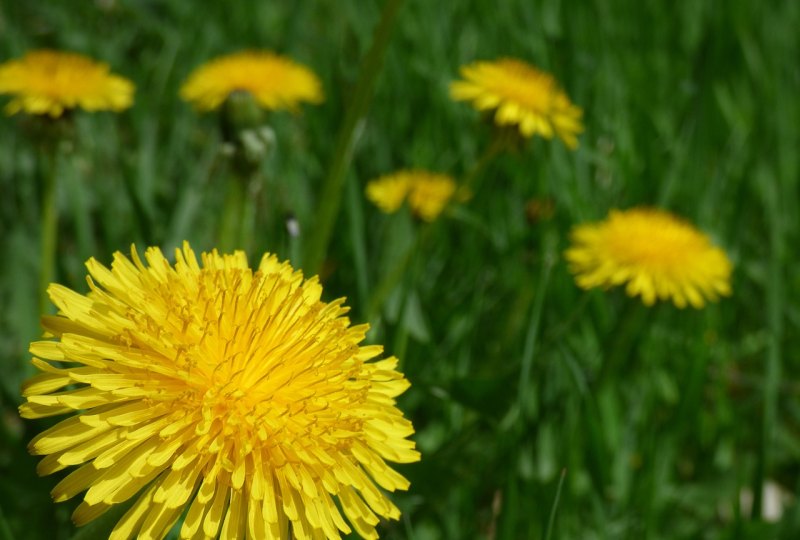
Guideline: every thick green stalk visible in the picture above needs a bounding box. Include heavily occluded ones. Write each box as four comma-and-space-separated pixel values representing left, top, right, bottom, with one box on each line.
303, 0, 405, 276
218, 174, 245, 253
240, 184, 257, 255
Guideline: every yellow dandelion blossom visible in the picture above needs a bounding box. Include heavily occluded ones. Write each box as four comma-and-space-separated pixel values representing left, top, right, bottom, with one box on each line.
366, 170, 458, 222
365, 173, 411, 214
565, 208, 732, 308
0, 50, 134, 117
406, 173, 457, 222
20, 243, 419, 540
180, 51, 323, 112
450, 58, 583, 148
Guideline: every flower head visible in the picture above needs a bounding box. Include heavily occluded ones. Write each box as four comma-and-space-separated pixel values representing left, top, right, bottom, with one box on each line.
366, 170, 458, 222
365, 174, 411, 214
450, 58, 583, 148
565, 208, 732, 308
0, 50, 134, 117
180, 51, 323, 112
20, 243, 419, 539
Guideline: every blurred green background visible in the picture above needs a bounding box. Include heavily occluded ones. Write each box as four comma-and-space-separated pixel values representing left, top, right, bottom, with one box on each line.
1, 0, 799, 539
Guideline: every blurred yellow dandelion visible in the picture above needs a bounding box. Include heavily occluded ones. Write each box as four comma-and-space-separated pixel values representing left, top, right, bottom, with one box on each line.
450, 58, 583, 148
565, 208, 732, 308
0, 50, 134, 117
180, 51, 323, 112
366, 170, 458, 222
406, 174, 458, 222
20, 243, 419, 540
365, 173, 411, 214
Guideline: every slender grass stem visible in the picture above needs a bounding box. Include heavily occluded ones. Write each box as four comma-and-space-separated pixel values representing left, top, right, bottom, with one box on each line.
597, 300, 651, 385
462, 135, 506, 192
387, 221, 434, 366
752, 169, 784, 518
303, 0, 406, 276
366, 223, 429, 323
65, 159, 96, 262
38, 144, 58, 316
517, 229, 556, 416
346, 173, 369, 316
543, 468, 567, 540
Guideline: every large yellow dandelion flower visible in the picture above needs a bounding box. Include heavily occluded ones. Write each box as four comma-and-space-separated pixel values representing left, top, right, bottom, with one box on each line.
0, 50, 134, 117
565, 208, 732, 308
180, 51, 323, 112
450, 58, 583, 148
20, 243, 419, 540
366, 170, 458, 222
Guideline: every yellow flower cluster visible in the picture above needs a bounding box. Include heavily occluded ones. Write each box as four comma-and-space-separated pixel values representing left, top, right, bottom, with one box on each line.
366, 170, 459, 222
0, 49, 323, 118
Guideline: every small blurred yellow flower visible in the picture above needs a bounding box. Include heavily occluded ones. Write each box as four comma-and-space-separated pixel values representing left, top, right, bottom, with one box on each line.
450, 58, 583, 148
180, 51, 323, 112
366, 174, 411, 214
20, 243, 419, 539
565, 208, 732, 308
366, 170, 458, 222
0, 50, 134, 117
406, 174, 458, 222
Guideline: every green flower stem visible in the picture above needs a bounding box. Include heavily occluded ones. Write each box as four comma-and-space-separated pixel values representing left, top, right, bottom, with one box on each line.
366, 222, 430, 324
345, 173, 369, 315
517, 228, 556, 417
462, 134, 506, 192
390, 243, 423, 368
38, 144, 59, 316
218, 173, 245, 253
240, 183, 258, 255
370, 219, 434, 367
303, 0, 406, 276
597, 300, 651, 385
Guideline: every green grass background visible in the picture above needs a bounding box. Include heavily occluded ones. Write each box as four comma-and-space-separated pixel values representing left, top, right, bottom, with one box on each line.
1, 0, 799, 538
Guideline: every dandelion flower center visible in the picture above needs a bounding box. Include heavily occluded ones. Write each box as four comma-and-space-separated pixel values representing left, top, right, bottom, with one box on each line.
480, 59, 555, 112
605, 218, 709, 268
